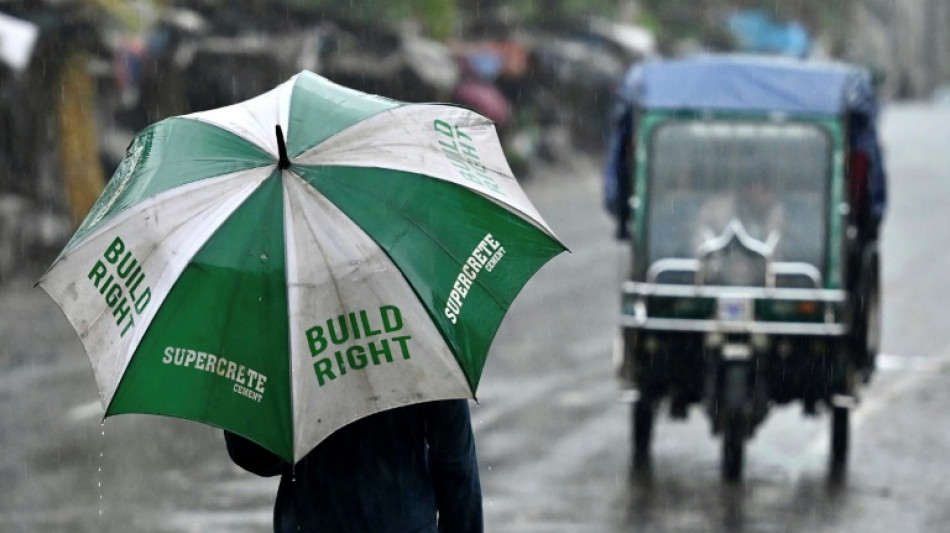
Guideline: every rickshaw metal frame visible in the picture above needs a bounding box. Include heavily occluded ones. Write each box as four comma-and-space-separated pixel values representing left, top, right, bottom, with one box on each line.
622, 110, 849, 338
620, 281, 848, 336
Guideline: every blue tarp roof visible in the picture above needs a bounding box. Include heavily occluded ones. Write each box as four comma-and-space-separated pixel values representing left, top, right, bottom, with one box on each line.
621, 54, 876, 116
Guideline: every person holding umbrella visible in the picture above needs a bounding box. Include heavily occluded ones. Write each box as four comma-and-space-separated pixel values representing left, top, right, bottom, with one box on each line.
37, 71, 565, 532
224, 399, 482, 532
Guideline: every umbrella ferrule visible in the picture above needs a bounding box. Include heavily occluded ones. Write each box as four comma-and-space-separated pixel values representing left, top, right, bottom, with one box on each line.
275, 125, 291, 170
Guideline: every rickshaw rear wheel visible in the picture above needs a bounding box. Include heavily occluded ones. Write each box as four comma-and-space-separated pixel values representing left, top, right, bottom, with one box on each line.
852, 257, 881, 380
862, 274, 882, 376
830, 405, 849, 481
722, 414, 745, 482
632, 397, 654, 471
721, 363, 749, 482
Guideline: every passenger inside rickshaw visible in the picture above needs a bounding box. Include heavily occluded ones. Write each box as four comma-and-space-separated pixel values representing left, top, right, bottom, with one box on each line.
693, 172, 785, 253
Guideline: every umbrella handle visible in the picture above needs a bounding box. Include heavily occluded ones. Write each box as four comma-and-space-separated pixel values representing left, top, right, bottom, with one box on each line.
276, 125, 290, 170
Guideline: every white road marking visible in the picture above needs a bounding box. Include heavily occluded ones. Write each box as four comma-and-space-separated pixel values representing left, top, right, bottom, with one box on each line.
807, 350, 950, 458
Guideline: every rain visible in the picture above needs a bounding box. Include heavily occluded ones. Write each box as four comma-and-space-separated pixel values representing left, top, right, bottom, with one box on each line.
2, 1, 950, 532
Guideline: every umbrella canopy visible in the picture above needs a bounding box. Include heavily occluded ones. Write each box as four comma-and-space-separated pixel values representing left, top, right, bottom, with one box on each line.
38, 70, 566, 462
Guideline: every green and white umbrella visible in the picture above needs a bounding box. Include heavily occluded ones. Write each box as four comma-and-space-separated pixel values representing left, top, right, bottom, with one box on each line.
38, 71, 566, 463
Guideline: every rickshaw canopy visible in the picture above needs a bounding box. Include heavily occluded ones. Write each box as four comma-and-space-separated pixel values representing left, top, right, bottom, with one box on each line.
603, 54, 887, 232
617, 54, 878, 116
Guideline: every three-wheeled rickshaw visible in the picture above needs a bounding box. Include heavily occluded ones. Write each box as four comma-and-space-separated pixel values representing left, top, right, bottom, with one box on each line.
604, 55, 887, 481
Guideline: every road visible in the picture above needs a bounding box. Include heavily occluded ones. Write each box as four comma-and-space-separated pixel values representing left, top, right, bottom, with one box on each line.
2, 102, 949, 532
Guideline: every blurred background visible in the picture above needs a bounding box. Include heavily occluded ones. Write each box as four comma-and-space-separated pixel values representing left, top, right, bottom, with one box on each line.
2, 1, 950, 532
1, 0, 947, 275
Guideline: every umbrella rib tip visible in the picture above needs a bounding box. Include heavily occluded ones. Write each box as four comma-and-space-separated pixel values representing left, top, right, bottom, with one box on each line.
275, 125, 291, 170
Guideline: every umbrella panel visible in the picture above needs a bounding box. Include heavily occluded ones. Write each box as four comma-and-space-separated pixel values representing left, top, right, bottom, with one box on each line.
65, 118, 273, 255
108, 173, 294, 460
296, 165, 565, 391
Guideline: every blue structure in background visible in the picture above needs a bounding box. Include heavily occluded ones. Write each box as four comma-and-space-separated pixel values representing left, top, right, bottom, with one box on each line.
727, 10, 811, 58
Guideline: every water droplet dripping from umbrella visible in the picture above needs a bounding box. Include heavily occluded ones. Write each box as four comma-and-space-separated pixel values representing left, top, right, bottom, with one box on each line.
98, 421, 105, 519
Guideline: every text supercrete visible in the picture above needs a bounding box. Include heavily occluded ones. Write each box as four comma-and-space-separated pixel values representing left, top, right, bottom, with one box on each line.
444, 233, 506, 324
162, 347, 268, 402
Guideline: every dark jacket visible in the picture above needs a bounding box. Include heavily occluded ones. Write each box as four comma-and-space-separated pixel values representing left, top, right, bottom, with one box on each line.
602, 66, 639, 241
224, 399, 483, 533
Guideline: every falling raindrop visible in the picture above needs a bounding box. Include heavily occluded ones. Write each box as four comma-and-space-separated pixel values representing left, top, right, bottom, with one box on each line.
98, 421, 105, 521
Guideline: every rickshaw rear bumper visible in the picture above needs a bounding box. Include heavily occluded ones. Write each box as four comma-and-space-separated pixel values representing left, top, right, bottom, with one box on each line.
620, 281, 849, 337
616, 281, 857, 408
620, 316, 847, 336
